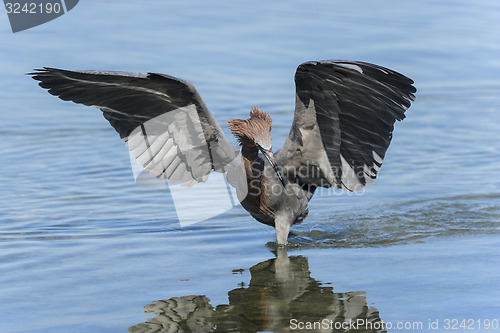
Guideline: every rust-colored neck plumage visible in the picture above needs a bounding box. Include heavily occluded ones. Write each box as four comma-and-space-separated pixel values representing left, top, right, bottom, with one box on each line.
228, 107, 275, 217
228, 106, 272, 149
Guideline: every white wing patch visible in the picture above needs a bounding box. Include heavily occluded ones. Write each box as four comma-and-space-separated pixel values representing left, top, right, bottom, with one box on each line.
363, 164, 377, 185
340, 154, 363, 191
335, 62, 364, 74
339, 151, 384, 191
125, 104, 212, 187
372, 150, 383, 164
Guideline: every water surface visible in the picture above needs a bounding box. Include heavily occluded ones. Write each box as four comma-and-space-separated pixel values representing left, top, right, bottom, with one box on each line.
1, 0, 499, 332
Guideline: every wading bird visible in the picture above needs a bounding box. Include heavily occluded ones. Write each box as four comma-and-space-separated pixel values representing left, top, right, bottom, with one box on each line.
30, 60, 416, 245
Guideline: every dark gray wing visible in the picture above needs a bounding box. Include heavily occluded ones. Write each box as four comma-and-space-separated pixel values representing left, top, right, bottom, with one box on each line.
277, 60, 416, 192
30, 68, 238, 187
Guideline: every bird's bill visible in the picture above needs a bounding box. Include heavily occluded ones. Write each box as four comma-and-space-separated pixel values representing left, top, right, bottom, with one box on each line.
261, 149, 286, 187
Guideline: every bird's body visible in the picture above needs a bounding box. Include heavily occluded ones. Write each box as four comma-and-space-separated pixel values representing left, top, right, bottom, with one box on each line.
30, 60, 416, 245
227, 107, 311, 243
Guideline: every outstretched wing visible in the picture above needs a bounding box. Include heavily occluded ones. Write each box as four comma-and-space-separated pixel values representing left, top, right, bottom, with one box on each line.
277, 60, 416, 193
30, 68, 237, 187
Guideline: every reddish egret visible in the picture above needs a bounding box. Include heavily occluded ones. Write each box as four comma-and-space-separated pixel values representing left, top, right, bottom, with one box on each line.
30, 60, 416, 245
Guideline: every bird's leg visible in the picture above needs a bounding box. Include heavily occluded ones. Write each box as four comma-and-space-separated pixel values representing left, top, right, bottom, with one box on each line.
275, 213, 291, 246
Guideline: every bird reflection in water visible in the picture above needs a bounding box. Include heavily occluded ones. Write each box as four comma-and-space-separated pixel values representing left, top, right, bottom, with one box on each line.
128, 249, 386, 333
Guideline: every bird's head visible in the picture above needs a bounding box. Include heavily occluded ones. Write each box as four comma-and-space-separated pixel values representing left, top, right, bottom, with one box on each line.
229, 107, 285, 187
228, 106, 273, 151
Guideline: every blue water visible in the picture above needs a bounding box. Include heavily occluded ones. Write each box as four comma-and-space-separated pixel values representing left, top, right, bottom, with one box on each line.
1, 0, 499, 332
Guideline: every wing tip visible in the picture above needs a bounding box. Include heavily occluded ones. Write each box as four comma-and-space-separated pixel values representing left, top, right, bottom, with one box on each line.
27, 67, 57, 78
